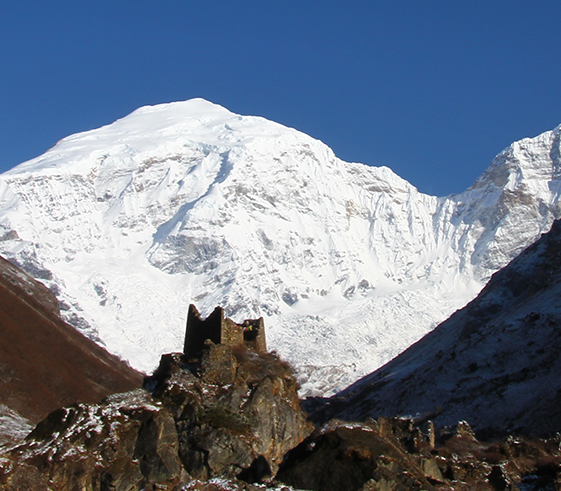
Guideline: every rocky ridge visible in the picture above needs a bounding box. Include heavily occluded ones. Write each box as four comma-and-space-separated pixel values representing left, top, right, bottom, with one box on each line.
4, 381, 561, 490
277, 418, 561, 491
0, 254, 142, 428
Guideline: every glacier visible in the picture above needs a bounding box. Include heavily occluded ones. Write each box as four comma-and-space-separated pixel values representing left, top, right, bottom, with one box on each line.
0, 98, 559, 396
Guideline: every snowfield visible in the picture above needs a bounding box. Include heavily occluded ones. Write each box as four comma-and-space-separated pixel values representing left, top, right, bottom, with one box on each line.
0, 99, 559, 396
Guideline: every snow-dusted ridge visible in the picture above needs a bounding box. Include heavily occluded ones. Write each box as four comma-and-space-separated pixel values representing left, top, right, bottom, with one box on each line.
0, 99, 559, 396
314, 219, 561, 436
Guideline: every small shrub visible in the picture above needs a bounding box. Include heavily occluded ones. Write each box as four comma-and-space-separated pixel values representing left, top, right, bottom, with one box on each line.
232, 345, 299, 390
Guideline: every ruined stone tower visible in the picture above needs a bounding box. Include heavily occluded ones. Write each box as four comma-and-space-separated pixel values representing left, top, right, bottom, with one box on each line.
183, 304, 267, 360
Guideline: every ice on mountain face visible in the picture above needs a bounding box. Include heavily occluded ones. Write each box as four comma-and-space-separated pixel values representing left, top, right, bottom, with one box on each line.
0, 99, 559, 396
451, 126, 561, 283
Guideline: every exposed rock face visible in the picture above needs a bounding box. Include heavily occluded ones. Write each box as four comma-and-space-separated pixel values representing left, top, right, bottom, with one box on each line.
0, 390, 187, 490
277, 418, 561, 491
0, 343, 312, 490
148, 347, 313, 480
278, 421, 437, 491
311, 219, 561, 438
4, 330, 561, 490
0, 255, 143, 425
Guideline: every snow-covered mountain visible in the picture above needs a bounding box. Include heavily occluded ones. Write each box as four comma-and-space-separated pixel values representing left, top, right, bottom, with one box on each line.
0, 99, 559, 395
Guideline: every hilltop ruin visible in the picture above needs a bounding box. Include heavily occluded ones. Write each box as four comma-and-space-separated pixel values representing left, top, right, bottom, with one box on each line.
183, 304, 267, 360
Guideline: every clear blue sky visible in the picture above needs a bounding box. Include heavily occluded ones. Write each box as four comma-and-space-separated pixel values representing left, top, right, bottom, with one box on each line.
1, 1, 560, 196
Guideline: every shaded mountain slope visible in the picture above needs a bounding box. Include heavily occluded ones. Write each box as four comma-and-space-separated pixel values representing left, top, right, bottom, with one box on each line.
313, 219, 561, 437
0, 256, 143, 424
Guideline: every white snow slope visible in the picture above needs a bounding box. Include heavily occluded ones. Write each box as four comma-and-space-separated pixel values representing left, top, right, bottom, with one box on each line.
0, 99, 559, 396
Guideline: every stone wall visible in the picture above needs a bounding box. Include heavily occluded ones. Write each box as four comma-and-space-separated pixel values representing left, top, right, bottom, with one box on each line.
184, 304, 266, 359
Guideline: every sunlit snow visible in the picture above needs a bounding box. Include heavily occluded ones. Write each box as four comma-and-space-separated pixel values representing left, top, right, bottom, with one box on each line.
0, 99, 559, 396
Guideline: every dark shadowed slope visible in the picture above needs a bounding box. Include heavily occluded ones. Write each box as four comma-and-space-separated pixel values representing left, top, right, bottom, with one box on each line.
0, 256, 143, 424
312, 220, 561, 437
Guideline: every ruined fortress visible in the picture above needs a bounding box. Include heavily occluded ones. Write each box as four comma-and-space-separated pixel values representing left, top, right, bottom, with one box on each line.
183, 304, 267, 360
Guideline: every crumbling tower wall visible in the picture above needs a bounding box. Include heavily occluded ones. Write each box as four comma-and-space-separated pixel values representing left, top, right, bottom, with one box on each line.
183, 304, 267, 360
184, 305, 227, 359
242, 318, 267, 353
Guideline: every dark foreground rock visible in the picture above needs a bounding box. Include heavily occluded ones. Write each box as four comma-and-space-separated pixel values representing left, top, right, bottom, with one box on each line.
0, 390, 187, 490
277, 418, 561, 491
4, 388, 561, 490
0, 344, 312, 490
278, 421, 436, 491
147, 346, 313, 480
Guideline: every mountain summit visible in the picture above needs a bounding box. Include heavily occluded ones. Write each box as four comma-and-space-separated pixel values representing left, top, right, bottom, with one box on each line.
0, 99, 559, 395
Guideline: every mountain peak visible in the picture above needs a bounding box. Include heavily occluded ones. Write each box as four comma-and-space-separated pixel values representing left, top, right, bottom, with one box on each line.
122, 98, 235, 121
0, 104, 560, 396
4, 98, 300, 178
469, 124, 561, 193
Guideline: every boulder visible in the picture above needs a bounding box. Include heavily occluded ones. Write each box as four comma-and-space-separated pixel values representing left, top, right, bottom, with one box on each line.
276, 421, 436, 491
0, 389, 188, 490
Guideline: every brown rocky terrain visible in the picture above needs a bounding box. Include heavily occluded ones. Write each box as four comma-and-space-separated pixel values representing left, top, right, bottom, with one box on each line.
277, 418, 561, 491
5, 339, 561, 490
0, 341, 312, 490
0, 255, 143, 426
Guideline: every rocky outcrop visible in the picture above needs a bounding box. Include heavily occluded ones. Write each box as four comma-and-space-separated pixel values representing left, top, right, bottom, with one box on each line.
278, 421, 437, 491
0, 255, 143, 425
4, 342, 561, 490
147, 345, 313, 480
0, 341, 312, 490
277, 418, 561, 491
0, 390, 188, 491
